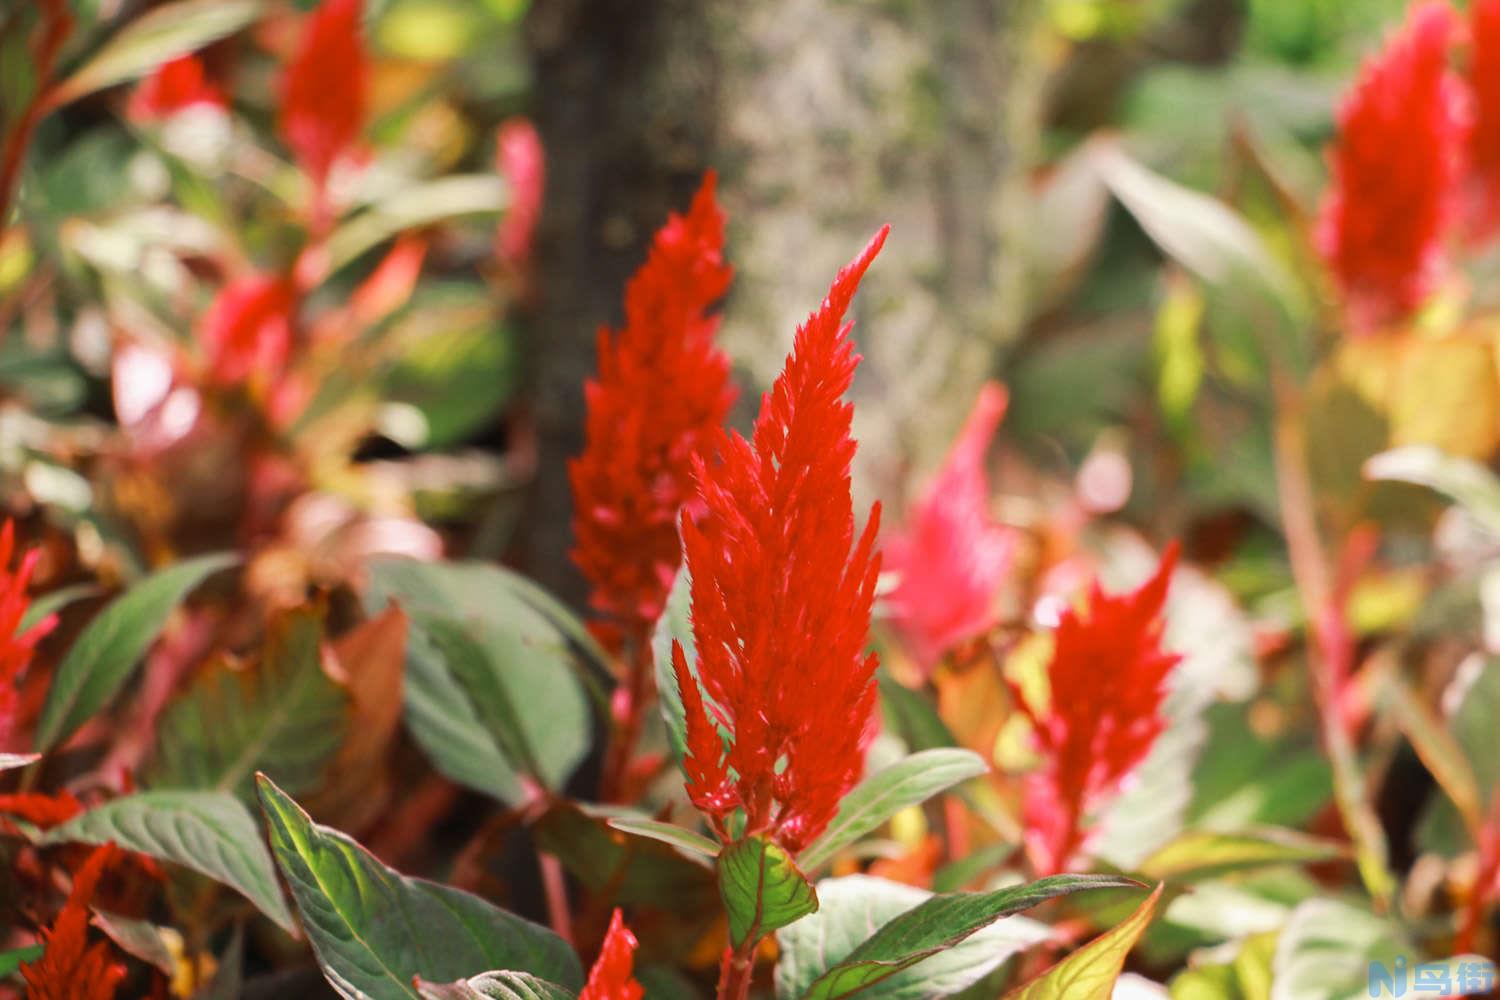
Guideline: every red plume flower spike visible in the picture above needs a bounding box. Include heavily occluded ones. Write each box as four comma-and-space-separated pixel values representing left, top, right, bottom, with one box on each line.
673, 227, 889, 854
1316, 0, 1467, 334
885, 382, 1013, 673
20, 843, 127, 1000
0, 520, 57, 747
1018, 544, 1180, 876
198, 274, 297, 389
278, 0, 368, 233
578, 909, 644, 1000
127, 54, 226, 122
1468, 0, 1500, 242
569, 172, 734, 651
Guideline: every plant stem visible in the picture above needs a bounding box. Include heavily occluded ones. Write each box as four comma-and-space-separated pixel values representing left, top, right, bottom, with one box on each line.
538, 850, 574, 947
0, 1, 72, 238
600, 633, 654, 802
715, 937, 757, 1000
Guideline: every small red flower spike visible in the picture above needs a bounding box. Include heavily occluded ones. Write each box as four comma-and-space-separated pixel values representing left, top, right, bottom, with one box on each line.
885, 382, 1013, 673
578, 909, 644, 1000
278, 0, 368, 233
1317, 0, 1468, 333
674, 226, 889, 854
569, 172, 734, 652
198, 274, 296, 389
127, 54, 226, 122
20, 844, 128, 1000
495, 117, 545, 273
1468, 0, 1500, 242
1017, 544, 1180, 876
0, 520, 56, 747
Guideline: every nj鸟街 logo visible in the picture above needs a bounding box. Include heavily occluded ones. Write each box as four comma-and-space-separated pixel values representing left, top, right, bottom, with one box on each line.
1367, 957, 1496, 997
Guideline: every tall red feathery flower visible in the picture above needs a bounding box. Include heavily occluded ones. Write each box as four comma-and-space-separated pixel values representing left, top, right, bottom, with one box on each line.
569, 173, 734, 649
20, 844, 127, 1000
1467, 0, 1500, 242
1316, 0, 1468, 334
1016, 545, 1179, 876
885, 382, 1013, 673
198, 274, 296, 388
495, 117, 545, 272
127, 54, 226, 122
0, 520, 57, 746
673, 227, 889, 854
578, 909, 644, 1000
279, 0, 367, 231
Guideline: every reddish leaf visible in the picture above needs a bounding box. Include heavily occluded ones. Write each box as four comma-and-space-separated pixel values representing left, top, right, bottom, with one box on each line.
495, 117, 545, 273
197, 274, 296, 389
278, 0, 368, 230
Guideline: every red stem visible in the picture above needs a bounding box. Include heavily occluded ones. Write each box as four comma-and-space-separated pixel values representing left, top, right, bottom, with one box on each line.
1456, 786, 1500, 953
0, 2, 73, 238
600, 632, 654, 802
538, 850, 574, 947
715, 940, 757, 1000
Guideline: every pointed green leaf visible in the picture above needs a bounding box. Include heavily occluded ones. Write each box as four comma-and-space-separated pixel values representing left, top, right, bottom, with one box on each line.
51, 0, 266, 107
802, 874, 1144, 1000
1137, 828, 1347, 883
605, 815, 720, 860
42, 790, 293, 933
776, 876, 1048, 1000
256, 774, 583, 1000
1002, 884, 1162, 1000
652, 567, 693, 760
35, 552, 238, 753
718, 836, 819, 947
416, 972, 578, 1000
149, 606, 346, 800
326, 177, 508, 273
1365, 445, 1500, 537
798, 749, 988, 872
20, 582, 101, 633
0, 944, 43, 977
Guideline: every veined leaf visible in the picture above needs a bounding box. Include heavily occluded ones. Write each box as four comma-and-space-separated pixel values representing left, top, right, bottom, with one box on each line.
1137, 829, 1346, 882
257, 775, 583, 1000
51, 0, 266, 107
1002, 884, 1162, 1000
776, 876, 1048, 1000
605, 815, 720, 860
801, 874, 1142, 1000
416, 972, 578, 1000
34, 552, 238, 754
718, 837, 819, 947
42, 790, 293, 933
798, 749, 987, 872
149, 606, 345, 801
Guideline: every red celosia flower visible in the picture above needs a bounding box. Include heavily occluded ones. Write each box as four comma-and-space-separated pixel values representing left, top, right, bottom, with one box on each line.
1468, 0, 1500, 242
578, 909, 643, 1000
1316, 0, 1468, 333
885, 382, 1013, 673
495, 117, 545, 272
126, 54, 226, 122
673, 227, 889, 854
198, 274, 296, 388
0, 791, 82, 830
569, 172, 734, 649
1016, 544, 1180, 876
20, 844, 127, 1000
0, 521, 57, 746
278, 0, 368, 231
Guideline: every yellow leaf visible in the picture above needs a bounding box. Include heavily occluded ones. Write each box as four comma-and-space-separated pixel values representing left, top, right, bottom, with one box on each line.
1003, 884, 1163, 1000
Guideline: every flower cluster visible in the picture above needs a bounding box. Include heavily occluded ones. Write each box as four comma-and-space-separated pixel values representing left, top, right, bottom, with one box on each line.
20, 844, 127, 1000
569, 173, 734, 650
674, 228, 888, 853
128, 55, 226, 121
578, 909, 644, 1000
884, 382, 1013, 672
1016, 545, 1179, 875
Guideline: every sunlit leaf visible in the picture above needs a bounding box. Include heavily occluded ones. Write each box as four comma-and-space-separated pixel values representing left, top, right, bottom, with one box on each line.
1002, 884, 1162, 1000
718, 836, 818, 947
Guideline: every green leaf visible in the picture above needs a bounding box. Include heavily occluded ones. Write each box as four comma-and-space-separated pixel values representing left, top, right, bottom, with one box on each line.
876, 675, 957, 754
51, 0, 266, 107
1002, 884, 1162, 1000
20, 582, 101, 633
652, 566, 693, 759
718, 836, 819, 947
534, 803, 719, 910
0, 945, 43, 978
34, 552, 237, 754
149, 606, 346, 800
0, 753, 37, 772
776, 875, 1048, 1000
42, 791, 293, 933
605, 815, 720, 860
801, 874, 1143, 1000
1365, 445, 1500, 537
798, 749, 987, 872
364, 559, 595, 806
327, 177, 508, 273
1137, 829, 1346, 883
416, 972, 578, 1000
257, 774, 583, 1000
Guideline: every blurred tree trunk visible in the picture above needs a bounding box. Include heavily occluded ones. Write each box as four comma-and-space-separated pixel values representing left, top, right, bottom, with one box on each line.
523, 0, 1044, 603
